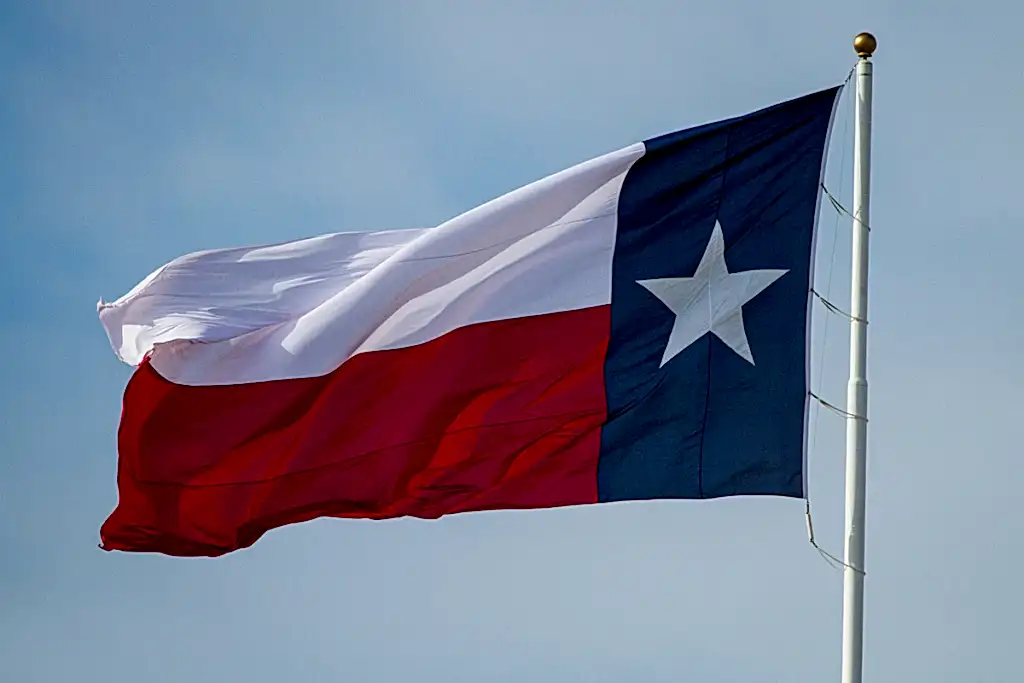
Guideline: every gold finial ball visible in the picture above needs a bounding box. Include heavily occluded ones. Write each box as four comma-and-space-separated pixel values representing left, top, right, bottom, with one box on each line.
853, 32, 877, 57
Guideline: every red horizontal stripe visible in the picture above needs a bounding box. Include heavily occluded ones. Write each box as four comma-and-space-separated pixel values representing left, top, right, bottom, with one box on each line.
102, 306, 611, 556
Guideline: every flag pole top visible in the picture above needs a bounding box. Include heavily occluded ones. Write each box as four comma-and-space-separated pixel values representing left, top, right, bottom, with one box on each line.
853, 32, 877, 58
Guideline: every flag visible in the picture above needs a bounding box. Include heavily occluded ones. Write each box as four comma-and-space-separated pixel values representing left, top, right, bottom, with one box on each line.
98, 86, 841, 556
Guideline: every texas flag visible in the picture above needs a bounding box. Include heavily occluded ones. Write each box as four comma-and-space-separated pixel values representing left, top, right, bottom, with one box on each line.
98, 86, 841, 556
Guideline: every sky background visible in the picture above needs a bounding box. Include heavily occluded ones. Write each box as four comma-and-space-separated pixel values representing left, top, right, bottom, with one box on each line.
2, 1, 1022, 681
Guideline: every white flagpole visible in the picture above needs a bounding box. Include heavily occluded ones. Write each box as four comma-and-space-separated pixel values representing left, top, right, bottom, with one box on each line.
841, 32, 876, 683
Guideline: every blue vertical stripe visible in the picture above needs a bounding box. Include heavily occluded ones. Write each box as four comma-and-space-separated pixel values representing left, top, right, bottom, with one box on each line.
598, 86, 841, 501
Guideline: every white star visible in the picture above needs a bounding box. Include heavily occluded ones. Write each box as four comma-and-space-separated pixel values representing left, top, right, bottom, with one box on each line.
637, 221, 788, 367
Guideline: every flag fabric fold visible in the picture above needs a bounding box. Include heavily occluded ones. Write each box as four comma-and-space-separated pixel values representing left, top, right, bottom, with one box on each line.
98, 86, 841, 556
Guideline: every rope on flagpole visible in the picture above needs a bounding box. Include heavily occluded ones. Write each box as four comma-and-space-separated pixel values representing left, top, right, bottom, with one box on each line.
811, 289, 868, 324
810, 391, 867, 422
804, 62, 860, 576
821, 182, 872, 232
805, 501, 865, 574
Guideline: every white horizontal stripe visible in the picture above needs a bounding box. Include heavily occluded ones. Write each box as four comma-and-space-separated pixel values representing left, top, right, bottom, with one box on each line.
99, 143, 645, 386
99, 229, 428, 367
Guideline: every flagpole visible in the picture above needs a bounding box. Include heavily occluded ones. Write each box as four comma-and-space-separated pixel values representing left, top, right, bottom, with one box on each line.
841, 32, 876, 683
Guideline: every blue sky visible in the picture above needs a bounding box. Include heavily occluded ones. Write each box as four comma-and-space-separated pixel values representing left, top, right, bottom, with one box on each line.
2, 1, 1022, 681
